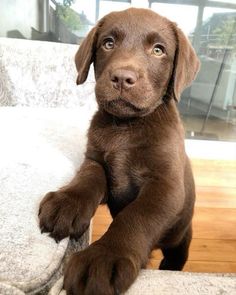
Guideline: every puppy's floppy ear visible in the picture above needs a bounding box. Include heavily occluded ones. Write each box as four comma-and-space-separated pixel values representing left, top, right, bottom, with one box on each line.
171, 26, 200, 101
75, 26, 97, 85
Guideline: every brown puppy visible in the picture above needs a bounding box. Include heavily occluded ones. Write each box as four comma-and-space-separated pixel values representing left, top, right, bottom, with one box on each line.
39, 8, 200, 295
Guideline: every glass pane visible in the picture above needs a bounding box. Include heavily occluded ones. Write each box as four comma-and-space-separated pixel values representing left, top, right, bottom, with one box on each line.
181, 5, 236, 141
0, 0, 133, 43
71, 0, 96, 24
208, 0, 236, 3
151, 3, 198, 35
99, 1, 131, 19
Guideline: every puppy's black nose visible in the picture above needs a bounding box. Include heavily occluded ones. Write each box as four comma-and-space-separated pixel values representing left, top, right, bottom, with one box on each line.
111, 69, 138, 90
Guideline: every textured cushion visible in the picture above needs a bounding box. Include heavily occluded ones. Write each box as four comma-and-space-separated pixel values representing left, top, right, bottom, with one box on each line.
0, 37, 96, 109
0, 107, 92, 294
50, 270, 236, 295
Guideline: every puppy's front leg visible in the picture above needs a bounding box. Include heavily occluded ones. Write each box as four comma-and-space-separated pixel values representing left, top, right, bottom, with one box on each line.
38, 159, 106, 242
64, 179, 185, 295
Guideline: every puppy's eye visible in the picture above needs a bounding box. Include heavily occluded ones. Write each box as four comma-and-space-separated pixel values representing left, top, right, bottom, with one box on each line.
103, 38, 115, 50
152, 44, 164, 56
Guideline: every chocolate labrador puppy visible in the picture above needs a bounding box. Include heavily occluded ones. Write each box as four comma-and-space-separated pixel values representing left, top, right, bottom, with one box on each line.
39, 8, 200, 295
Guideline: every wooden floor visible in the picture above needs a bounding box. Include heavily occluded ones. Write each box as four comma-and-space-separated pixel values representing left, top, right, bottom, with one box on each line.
92, 158, 236, 273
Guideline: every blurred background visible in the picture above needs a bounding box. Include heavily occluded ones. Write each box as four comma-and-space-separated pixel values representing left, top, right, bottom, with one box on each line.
0, 0, 235, 142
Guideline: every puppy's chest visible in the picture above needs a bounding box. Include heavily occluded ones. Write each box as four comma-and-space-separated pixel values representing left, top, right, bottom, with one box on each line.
104, 149, 141, 217
104, 142, 150, 217
91, 125, 151, 215
104, 149, 132, 192
97, 128, 144, 192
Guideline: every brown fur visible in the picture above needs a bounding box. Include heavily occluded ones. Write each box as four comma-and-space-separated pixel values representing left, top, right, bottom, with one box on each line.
39, 8, 200, 295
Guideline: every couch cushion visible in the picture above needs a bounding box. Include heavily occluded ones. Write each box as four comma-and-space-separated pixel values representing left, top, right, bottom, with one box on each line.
0, 107, 91, 294
125, 270, 236, 295
49, 270, 236, 295
0, 38, 96, 109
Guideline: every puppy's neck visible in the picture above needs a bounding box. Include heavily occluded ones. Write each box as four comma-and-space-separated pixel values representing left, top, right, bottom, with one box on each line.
98, 99, 179, 128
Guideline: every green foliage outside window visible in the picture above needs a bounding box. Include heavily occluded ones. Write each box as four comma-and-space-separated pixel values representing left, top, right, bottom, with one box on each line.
213, 18, 236, 49
62, 0, 75, 6
56, 0, 81, 31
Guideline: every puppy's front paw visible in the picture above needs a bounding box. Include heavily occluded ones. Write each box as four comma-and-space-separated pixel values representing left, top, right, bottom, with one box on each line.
64, 243, 139, 295
38, 191, 90, 242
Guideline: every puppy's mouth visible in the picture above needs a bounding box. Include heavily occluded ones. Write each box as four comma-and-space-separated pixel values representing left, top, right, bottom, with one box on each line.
104, 98, 144, 117
112, 98, 142, 112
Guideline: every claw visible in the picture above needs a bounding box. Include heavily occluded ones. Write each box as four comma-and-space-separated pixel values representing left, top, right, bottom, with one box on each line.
70, 233, 80, 242
49, 233, 57, 242
41, 226, 46, 234
49, 232, 63, 243
38, 208, 41, 216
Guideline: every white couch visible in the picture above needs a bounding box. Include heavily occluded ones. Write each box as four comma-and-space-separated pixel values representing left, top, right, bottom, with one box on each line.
0, 38, 95, 294
0, 38, 235, 295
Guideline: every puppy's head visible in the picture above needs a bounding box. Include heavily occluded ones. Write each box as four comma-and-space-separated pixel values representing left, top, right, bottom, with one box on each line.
75, 8, 200, 118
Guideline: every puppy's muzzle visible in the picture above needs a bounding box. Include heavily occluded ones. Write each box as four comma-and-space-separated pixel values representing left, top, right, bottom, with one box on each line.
110, 69, 138, 91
